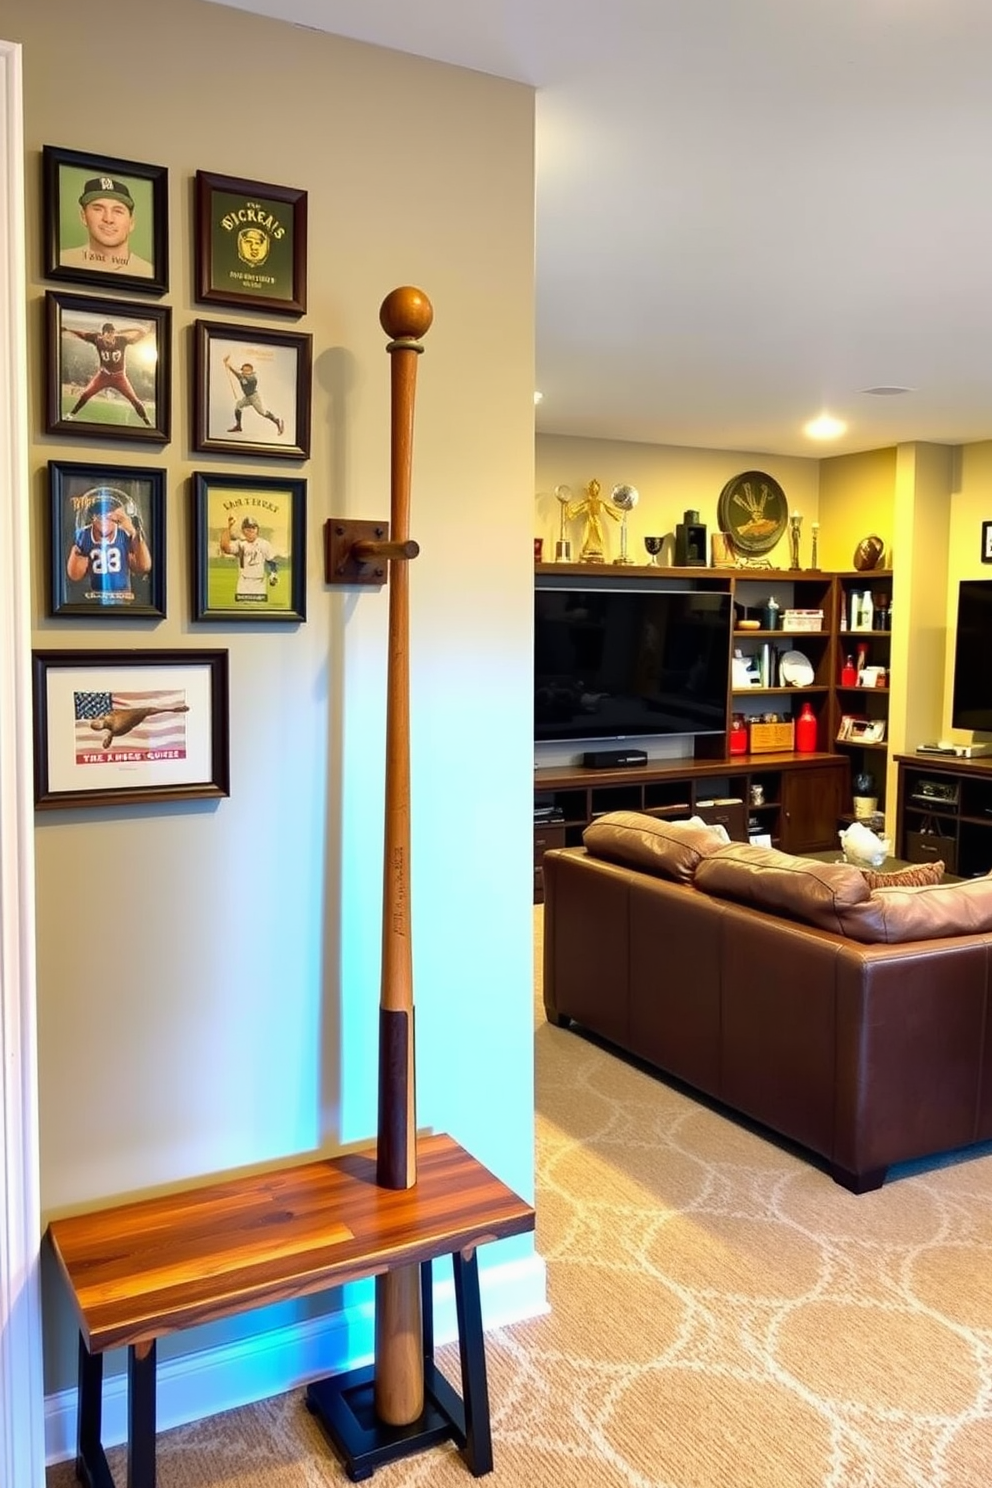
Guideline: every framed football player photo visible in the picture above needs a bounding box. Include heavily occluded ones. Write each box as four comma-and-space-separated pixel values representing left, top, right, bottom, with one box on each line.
42, 145, 169, 296
31, 648, 230, 810
48, 460, 166, 619
46, 291, 171, 444
195, 170, 307, 315
191, 471, 306, 623
193, 319, 311, 459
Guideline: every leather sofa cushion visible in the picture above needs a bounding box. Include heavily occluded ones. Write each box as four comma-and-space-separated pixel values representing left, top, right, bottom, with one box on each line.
696, 841, 992, 943
582, 810, 729, 884
694, 842, 871, 934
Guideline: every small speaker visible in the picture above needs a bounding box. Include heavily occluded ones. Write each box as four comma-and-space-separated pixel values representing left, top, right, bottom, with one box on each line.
675, 508, 707, 566
582, 749, 648, 769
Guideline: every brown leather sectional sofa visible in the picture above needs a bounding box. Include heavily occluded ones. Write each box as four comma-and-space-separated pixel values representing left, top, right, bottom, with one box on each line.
542, 812, 992, 1191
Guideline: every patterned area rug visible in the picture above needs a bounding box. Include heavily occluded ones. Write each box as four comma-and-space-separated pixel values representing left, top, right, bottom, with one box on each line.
47, 908, 992, 1486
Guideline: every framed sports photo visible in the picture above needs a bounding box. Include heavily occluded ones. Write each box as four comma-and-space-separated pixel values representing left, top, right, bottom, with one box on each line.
48, 460, 166, 618
193, 319, 311, 459
46, 291, 171, 444
32, 649, 229, 810
42, 145, 169, 295
192, 472, 306, 623
195, 170, 307, 315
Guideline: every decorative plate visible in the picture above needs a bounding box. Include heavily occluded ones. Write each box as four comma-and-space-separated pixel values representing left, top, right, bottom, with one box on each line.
717, 470, 788, 557
779, 649, 814, 686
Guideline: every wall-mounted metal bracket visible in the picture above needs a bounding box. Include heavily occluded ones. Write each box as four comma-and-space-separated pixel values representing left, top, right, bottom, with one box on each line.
324, 519, 420, 586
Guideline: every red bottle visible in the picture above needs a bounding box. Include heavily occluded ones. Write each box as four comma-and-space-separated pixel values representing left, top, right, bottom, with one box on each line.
729, 714, 748, 755
795, 701, 817, 753
840, 654, 857, 687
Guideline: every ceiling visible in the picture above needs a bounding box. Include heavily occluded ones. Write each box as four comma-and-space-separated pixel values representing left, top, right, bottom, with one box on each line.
208, 0, 992, 458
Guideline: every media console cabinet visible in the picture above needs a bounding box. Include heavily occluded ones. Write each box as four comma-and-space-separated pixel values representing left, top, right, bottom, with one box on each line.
46, 1133, 535, 1485
534, 752, 848, 902
896, 753, 992, 879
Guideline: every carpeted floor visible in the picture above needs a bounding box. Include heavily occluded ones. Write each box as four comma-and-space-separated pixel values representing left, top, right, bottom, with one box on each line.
47, 908, 992, 1486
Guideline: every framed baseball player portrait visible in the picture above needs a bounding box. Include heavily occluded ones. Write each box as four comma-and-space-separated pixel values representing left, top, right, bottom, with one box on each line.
46, 291, 171, 444
192, 471, 307, 623
48, 460, 166, 619
43, 145, 169, 296
195, 170, 307, 315
193, 319, 312, 460
31, 648, 230, 810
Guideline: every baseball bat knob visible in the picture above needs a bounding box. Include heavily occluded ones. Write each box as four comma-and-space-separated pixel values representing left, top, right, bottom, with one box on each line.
380, 287, 433, 342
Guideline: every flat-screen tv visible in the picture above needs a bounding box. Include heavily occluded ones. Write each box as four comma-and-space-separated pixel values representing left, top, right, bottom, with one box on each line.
535, 583, 731, 744
952, 578, 992, 732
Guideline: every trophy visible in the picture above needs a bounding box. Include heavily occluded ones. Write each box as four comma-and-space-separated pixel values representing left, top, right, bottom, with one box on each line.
809, 521, 820, 571
644, 536, 663, 567
610, 483, 639, 566
553, 484, 573, 563
789, 511, 802, 571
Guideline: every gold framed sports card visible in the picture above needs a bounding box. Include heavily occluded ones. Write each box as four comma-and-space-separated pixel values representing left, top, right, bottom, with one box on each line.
32, 649, 229, 810
46, 291, 171, 444
195, 170, 307, 316
43, 145, 168, 296
193, 319, 311, 459
191, 471, 307, 624
48, 460, 166, 619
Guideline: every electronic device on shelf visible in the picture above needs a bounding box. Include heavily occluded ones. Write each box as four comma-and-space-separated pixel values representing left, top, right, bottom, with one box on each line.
910, 779, 960, 804
951, 580, 992, 744
917, 741, 992, 758
534, 580, 731, 745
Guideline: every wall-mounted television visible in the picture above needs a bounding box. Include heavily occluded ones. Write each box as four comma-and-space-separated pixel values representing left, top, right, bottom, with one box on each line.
535, 583, 731, 744
952, 578, 992, 733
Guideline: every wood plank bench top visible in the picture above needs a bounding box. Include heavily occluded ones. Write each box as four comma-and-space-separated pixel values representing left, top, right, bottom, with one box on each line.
47, 1132, 535, 1355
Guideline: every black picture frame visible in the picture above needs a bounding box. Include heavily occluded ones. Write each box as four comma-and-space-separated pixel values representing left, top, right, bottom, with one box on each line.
46, 291, 171, 444
48, 460, 166, 618
192, 471, 307, 623
32, 649, 230, 810
195, 170, 307, 316
982, 520, 992, 563
193, 319, 311, 459
42, 145, 169, 295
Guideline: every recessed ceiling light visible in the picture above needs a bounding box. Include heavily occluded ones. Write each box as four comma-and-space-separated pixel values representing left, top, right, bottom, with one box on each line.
860, 385, 915, 395
803, 414, 847, 440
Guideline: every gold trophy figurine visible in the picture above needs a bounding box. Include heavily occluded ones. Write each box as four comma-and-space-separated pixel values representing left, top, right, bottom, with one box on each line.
789, 511, 803, 571
567, 478, 620, 563
611, 483, 639, 565
553, 484, 573, 562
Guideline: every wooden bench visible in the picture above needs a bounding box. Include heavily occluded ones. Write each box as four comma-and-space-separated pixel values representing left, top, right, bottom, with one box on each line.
46, 1132, 535, 1485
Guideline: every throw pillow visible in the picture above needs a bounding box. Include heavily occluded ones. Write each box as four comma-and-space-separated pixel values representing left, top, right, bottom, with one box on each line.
860, 860, 944, 891
582, 810, 729, 884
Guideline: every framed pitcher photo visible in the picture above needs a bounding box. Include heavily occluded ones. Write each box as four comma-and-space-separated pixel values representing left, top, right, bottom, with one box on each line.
195, 170, 307, 315
32, 649, 230, 810
43, 145, 169, 295
48, 460, 166, 618
192, 472, 306, 623
193, 319, 311, 459
47, 291, 171, 444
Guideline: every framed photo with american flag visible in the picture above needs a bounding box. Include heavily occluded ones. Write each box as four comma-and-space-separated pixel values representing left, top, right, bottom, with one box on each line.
31, 649, 229, 810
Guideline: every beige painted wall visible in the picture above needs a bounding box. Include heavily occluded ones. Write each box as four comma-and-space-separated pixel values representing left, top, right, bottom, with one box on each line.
6, 0, 538, 1408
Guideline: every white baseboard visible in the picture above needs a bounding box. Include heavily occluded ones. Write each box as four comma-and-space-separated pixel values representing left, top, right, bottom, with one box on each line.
45, 1252, 548, 1465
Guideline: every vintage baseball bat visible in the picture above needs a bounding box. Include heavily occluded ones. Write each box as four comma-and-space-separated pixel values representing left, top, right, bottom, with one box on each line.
373, 285, 433, 1427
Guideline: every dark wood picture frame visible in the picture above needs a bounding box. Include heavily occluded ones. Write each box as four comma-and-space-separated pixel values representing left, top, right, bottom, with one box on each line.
32, 649, 229, 810
193, 319, 311, 459
192, 471, 307, 623
42, 145, 169, 295
195, 170, 307, 315
46, 291, 171, 444
48, 460, 166, 618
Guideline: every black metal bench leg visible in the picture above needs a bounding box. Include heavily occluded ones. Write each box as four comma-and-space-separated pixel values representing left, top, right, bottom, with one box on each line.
452, 1248, 493, 1476
127, 1341, 156, 1488
76, 1332, 104, 1484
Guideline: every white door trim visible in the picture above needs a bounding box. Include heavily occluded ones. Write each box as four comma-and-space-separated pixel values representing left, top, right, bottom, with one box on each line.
0, 36, 46, 1488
